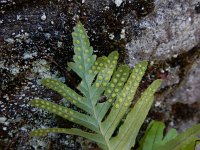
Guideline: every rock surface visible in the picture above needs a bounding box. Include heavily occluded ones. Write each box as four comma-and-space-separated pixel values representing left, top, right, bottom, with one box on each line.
0, 0, 200, 149
127, 0, 200, 64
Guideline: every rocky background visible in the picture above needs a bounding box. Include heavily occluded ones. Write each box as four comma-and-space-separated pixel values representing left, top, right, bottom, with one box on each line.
0, 0, 200, 149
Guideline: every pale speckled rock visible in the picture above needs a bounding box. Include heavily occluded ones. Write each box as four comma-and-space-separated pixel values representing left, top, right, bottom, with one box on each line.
125, 0, 200, 107
167, 58, 200, 104
127, 0, 200, 65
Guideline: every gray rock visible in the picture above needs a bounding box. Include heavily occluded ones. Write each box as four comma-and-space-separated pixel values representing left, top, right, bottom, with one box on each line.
167, 57, 200, 104
127, 0, 200, 65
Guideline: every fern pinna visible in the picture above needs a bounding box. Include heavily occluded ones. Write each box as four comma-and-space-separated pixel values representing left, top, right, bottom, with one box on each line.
30, 22, 162, 150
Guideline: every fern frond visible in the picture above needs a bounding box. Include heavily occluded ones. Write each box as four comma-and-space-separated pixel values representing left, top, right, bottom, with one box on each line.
30, 22, 163, 150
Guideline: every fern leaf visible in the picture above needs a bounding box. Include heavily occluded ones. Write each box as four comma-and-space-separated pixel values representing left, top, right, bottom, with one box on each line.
30, 99, 99, 132
30, 128, 104, 144
138, 120, 200, 150
89, 51, 119, 105
102, 61, 148, 140
68, 22, 96, 98
41, 78, 91, 113
162, 128, 178, 143
160, 124, 200, 150
94, 51, 119, 87
96, 65, 131, 121
68, 22, 96, 79
137, 120, 177, 150
110, 79, 162, 150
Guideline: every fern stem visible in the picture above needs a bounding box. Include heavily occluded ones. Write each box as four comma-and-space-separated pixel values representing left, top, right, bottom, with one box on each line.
83, 75, 110, 149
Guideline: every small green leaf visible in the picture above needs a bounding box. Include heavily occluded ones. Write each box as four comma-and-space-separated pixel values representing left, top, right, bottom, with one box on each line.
160, 124, 200, 150
138, 120, 200, 150
163, 128, 178, 143
141, 121, 165, 150
137, 120, 178, 150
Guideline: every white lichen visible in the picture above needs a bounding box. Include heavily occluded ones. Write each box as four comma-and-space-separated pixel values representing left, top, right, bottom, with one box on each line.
114, 0, 123, 7
0, 117, 7, 123
120, 28, 125, 39
23, 52, 37, 59
57, 41, 63, 48
41, 13, 47, 21
4, 38, 15, 44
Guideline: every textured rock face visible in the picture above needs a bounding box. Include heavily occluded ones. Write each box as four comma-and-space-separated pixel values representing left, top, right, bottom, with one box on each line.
127, 0, 200, 65
0, 0, 200, 149
167, 58, 200, 104
123, 2, 200, 117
